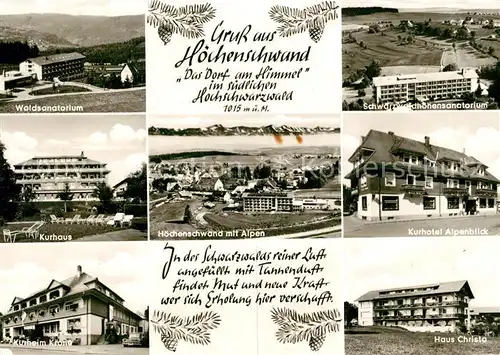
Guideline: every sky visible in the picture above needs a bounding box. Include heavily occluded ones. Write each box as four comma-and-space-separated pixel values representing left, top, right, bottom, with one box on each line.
344, 237, 500, 307
342, 112, 500, 185
0, 242, 152, 315
0, 0, 145, 16
342, 0, 500, 10
0, 115, 147, 186
149, 115, 341, 129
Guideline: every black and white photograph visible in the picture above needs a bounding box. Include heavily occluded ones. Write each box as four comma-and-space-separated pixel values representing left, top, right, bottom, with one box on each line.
0, 114, 148, 243
0, 242, 151, 355
148, 115, 342, 239
343, 111, 500, 237
0, 0, 146, 113
344, 237, 500, 355
342, 1, 500, 111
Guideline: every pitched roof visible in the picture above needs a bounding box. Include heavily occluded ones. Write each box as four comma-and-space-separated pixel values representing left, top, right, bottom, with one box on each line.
27, 52, 85, 66
196, 177, 222, 190
346, 130, 499, 182
356, 280, 474, 302
123, 62, 146, 76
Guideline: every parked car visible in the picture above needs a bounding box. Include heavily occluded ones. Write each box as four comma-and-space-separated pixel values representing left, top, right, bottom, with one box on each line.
123, 332, 148, 347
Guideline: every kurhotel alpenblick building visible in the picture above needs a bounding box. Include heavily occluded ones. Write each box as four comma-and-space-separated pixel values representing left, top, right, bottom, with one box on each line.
345, 130, 499, 221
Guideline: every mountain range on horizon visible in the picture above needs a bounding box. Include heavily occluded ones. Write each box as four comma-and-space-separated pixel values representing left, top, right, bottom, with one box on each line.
0, 13, 144, 48
149, 124, 341, 136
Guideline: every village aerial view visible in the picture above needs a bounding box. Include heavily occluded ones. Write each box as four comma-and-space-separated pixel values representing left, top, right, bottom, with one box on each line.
0, 8, 145, 113
342, 4, 500, 110
148, 118, 342, 239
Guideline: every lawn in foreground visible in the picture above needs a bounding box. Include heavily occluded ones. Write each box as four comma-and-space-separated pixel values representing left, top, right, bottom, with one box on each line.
3, 223, 127, 243
29, 85, 91, 95
345, 327, 500, 355
0, 89, 145, 112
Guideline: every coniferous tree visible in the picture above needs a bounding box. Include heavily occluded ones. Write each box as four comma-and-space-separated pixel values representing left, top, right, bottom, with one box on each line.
0, 141, 21, 223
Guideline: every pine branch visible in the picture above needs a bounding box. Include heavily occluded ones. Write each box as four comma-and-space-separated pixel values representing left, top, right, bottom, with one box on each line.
147, 1, 216, 40
269, 1, 339, 37
271, 308, 342, 344
151, 310, 222, 346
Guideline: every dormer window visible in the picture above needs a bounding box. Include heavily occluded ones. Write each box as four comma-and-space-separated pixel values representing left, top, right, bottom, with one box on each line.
477, 167, 485, 175
21, 302, 27, 309
403, 154, 419, 165
29, 299, 37, 306
39, 295, 47, 303
49, 290, 60, 300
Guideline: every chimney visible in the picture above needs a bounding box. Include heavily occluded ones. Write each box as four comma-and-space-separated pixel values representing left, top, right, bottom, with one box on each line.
463, 148, 466, 154
77, 265, 82, 277
361, 136, 366, 142
424, 136, 430, 145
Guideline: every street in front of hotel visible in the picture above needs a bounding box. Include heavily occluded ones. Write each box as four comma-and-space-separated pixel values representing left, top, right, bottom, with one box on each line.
1, 344, 147, 355
344, 215, 500, 237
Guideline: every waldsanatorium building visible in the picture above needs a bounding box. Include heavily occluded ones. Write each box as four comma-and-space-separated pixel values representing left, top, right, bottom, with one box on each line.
372, 69, 479, 104
19, 52, 85, 81
14, 152, 110, 202
345, 130, 499, 221
0, 266, 144, 345
356, 280, 474, 333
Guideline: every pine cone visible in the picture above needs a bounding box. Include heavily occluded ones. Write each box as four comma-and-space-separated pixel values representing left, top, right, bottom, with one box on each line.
158, 25, 173, 45
309, 26, 324, 43
161, 335, 178, 352
309, 333, 325, 351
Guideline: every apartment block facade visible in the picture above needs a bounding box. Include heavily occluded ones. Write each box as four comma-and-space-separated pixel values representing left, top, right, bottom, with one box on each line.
14, 152, 110, 202
356, 280, 474, 333
0, 266, 143, 345
346, 130, 499, 221
372, 69, 478, 104
19, 52, 85, 81
242, 192, 294, 212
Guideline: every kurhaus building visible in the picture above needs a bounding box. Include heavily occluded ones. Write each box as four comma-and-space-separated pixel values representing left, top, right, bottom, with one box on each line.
346, 130, 499, 221
19, 52, 85, 81
0, 266, 143, 345
372, 69, 478, 104
356, 280, 474, 333
14, 152, 110, 202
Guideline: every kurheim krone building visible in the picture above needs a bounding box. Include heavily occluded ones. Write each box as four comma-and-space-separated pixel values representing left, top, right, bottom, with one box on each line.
1, 266, 143, 345
346, 130, 499, 221
356, 280, 474, 333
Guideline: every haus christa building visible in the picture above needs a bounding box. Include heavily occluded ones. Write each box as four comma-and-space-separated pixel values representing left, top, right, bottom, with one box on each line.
14, 152, 110, 202
0, 266, 143, 345
346, 130, 499, 221
356, 280, 474, 333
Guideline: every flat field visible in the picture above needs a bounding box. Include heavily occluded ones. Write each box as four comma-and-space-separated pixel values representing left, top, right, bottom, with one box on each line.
345, 327, 500, 355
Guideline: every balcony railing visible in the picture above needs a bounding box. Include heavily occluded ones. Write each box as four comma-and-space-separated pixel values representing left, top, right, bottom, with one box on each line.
374, 300, 467, 310
443, 187, 469, 196
401, 184, 425, 195
476, 188, 497, 197
4, 307, 85, 327
374, 313, 465, 321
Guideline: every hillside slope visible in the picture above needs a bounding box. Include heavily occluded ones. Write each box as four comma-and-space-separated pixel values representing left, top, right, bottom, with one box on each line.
0, 13, 144, 47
